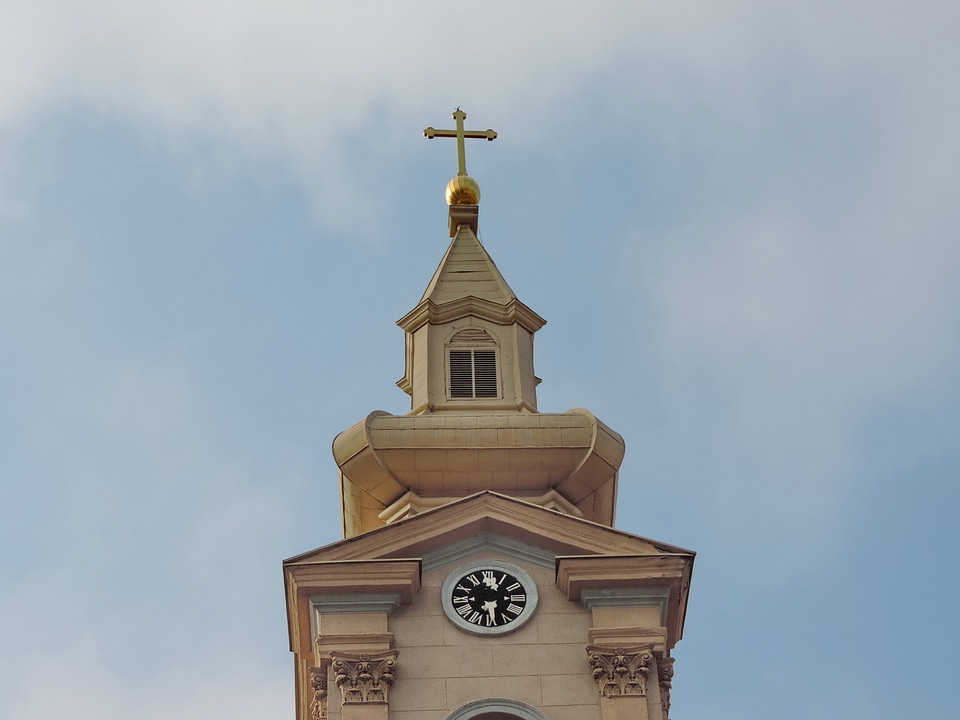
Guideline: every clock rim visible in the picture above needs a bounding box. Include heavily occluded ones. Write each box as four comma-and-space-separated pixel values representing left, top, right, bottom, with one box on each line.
441, 559, 539, 637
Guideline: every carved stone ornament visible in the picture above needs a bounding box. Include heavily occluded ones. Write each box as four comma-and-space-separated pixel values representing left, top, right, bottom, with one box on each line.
657, 656, 675, 720
330, 650, 398, 704
586, 645, 654, 698
308, 666, 328, 720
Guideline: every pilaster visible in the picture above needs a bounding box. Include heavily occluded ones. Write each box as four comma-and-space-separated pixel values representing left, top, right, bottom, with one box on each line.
586, 645, 655, 720
308, 664, 328, 720
283, 559, 420, 720
556, 553, 693, 650
330, 649, 399, 720
657, 656, 675, 720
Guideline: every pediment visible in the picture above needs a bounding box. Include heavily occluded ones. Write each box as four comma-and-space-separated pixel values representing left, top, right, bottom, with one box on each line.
284, 491, 691, 567
284, 491, 695, 659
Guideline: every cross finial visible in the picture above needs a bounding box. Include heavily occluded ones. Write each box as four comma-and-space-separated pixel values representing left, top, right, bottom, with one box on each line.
423, 109, 497, 177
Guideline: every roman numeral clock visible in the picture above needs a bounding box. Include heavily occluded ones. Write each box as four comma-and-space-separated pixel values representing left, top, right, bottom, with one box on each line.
441, 560, 540, 635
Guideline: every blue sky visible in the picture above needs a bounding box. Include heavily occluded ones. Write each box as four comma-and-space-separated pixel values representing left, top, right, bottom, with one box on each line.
1, 1, 958, 718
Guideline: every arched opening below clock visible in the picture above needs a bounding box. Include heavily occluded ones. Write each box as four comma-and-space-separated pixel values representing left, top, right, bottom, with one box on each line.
445, 698, 550, 720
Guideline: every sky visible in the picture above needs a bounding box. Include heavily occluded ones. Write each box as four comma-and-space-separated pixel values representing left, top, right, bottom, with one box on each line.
0, 1, 958, 718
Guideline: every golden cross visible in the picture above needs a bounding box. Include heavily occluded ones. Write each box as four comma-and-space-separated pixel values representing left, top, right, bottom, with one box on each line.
423, 109, 497, 176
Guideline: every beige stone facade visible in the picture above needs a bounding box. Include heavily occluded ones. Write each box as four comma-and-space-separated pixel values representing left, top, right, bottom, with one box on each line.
285, 495, 692, 720
284, 198, 694, 720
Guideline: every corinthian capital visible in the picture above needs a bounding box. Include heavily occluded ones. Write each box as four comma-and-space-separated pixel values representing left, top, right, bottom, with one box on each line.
308, 666, 328, 720
330, 650, 399, 704
586, 644, 654, 697
658, 656, 675, 719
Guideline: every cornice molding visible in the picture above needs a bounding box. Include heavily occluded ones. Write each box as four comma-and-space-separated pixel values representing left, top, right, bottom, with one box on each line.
290, 493, 676, 566
556, 555, 691, 600
581, 586, 671, 626
315, 632, 395, 658
310, 592, 402, 616
557, 554, 693, 650
397, 296, 546, 334
587, 627, 668, 655
284, 559, 419, 656
286, 559, 421, 603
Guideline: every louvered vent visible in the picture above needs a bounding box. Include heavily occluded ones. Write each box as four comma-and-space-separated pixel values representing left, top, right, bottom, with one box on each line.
449, 350, 474, 398
448, 346, 500, 399
473, 351, 498, 397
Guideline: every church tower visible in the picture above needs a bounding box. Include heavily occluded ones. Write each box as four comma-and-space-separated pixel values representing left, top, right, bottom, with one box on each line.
283, 110, 695, 720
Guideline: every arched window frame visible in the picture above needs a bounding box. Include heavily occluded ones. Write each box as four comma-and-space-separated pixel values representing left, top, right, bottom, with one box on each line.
446, 328, 501, 401
445, 698, 551, 720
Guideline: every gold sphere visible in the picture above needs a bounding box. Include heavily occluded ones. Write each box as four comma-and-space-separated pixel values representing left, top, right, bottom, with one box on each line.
445, 175, 481, 205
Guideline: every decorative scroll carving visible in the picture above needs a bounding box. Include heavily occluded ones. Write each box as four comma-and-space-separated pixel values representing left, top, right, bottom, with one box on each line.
330, 650, 398, 704
657, 656, 675, 720
308, 666, 328, 720
586, 645, 654, 697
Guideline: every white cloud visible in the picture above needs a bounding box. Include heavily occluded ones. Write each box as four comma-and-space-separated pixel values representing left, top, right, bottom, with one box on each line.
0, 2, 957, 716
621, 122, 960, 585
0, 0, 955, 251
0, 1, 947, 222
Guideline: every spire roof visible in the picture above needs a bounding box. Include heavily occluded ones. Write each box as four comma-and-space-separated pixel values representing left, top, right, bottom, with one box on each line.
419, 224, 517, 306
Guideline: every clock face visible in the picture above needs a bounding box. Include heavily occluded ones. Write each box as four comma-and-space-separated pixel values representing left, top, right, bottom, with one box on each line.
441, 560, 539, 636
